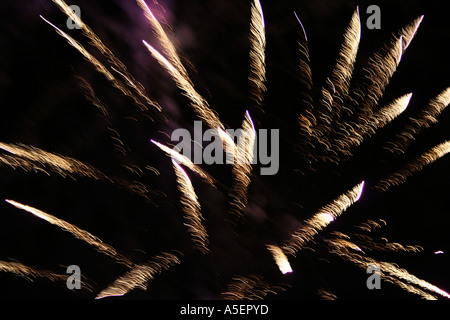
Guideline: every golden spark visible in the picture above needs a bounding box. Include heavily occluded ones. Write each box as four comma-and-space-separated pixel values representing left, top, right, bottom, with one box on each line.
172, 160, 209, 253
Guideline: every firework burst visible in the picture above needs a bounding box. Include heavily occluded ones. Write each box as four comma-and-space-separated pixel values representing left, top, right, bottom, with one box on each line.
1, 0, 449, 300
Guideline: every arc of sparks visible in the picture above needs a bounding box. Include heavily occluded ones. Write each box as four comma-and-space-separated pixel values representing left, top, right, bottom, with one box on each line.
172, 160, 209, 253
142, 40, 224, 131
326, 237, 450, 300
50, 0, 161, 111
376, 140, 450, 192
151, 139, 215, 187
283, 181, 365, 256
248, 0, 267, 109
386, 87, 450, 156
313, 8, 361, 147
327, 16, 422, 164
329, 7, 361, 100
0, 260, 93, 291
136, 0, 190, 81
359, 16, 423, 116
229, 111, 257, 219
0, 142, 155, 201
5, 200, 134, 268
296, 11, 320, 160
95, 251, 181, 299
40, 15, 154, 113
0, 142, 108, 181
371, 93, 412, 130
336, 93, 412, 152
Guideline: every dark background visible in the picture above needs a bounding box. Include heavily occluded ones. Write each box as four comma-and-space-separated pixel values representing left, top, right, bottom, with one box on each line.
0, 0, 449, 300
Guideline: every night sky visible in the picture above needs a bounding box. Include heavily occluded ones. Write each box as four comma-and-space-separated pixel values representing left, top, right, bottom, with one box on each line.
0, 0, 449, 301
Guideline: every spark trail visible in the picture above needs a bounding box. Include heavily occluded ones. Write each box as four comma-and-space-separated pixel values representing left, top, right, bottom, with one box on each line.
248, 0, 266, 110
319, 7, 361, 129
0, 142, 153, 201
5, 200, 134, 268
50, 0, 161, 112
0, 260, 92, 290
376, 140, 450, 192
136, 0, 190, 81
1, 1, 448, 300
266, 245, 293, 274
142, 40, 224, 131
229, 111, 257, 220
386, 87, 450, 155
172, 160, 209, 253
40, 15, 154, 113
151, 139, 215, 187
0, 142, 108, 180
283, 181, 365, 256
96, 252, 181, 299
326, 236, 450, 300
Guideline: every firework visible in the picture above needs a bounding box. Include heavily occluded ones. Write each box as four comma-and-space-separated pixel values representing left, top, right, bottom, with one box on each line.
266, 245, 293, 274
40, 15, 156, 114
5, 200, 134, 268
172, 160, 209, 254
96, 252, 181, 299
0, 142, 154, 201
0, 142, 108, 181
0, 260, 89, 289
376, 140, 450, 192
385, 87, 450, 155
282, 181, 365, 256
150, 139, 215, 186
142, 40, 223, 131
229, 111, 257, 219
326, 236, 450, 300
50, 0, 161, 112
1, 0, 449, 301
248, 0, 267, 109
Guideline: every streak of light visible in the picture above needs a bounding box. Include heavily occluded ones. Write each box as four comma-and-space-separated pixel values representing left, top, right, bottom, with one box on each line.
142, 40, 224, 131
376, 141, 450, 192
0, 142, 108, 181
316, 288, 337, 300
95, 252, 181, 299
329, 7, 361, 99
385, 87, 450, 156
6, 200, 134, 268
172, 160, 209, 253
0, 260, 92, 291
283, 181, 365, 255
50, 0, 161, 111
229, 111, 257, 219
151, 139, 215, 187
136, 0, 191, 81
327, 237, 450, 300
266, 245, 293, 274
248, 0, 266, 109
294, 11, 308, 42
40, 15, 154, 113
